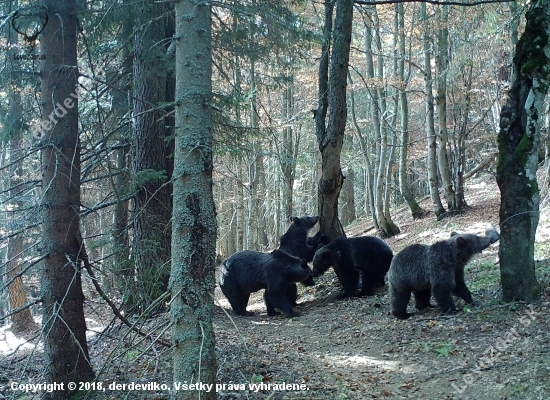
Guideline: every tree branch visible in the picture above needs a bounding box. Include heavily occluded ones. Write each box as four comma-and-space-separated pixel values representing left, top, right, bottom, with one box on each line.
355, 0, 515, 6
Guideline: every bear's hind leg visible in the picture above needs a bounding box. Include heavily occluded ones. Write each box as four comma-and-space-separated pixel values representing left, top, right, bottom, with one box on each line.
414, 289, 435, 310
286, 283, 298, 307
358, 270, 376, 297
230, 293, 252, 316
390, 287, 414, 319
264, 290, 280, 316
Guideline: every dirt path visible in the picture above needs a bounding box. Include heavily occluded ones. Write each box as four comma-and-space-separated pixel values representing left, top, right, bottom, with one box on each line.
214, 175, 550, 399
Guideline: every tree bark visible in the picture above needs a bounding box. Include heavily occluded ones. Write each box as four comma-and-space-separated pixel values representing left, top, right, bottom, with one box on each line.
316, 0, 352, 240
435, 4, 457, 211
132, 1, 173, 310
171, 1, 217, 398
421, 3, 445, 218
396, 2, 423, 219
40, 0, 95, 394
496, 0, 549, 302
113, 0, 133, 309
5, 29, 38, 336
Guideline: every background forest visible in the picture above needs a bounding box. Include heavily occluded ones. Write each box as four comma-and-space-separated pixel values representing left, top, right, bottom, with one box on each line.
0, 0, 549, 399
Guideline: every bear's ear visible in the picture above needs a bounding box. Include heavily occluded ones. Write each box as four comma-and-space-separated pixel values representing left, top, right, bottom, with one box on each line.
292, 216, 301, 225
450, 232, 458, 237
455, 236, 467, 248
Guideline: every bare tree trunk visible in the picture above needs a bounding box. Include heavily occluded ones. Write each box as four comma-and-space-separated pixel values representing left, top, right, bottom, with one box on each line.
435, 4, 457, 212
132, 2, 173, 310
315, 0, 352, 240
421, 3, 445, 218
348, 72, 377, 229
5, 29, 38, 336
396, 2, 423, 219
496, 0, 549, 303
281, 82, 296, 220
236, 157, 244, 251
365, 7, 399, 237
454, 61, 473, 208
40, 0, 95, 394
340, 167, 356, 226
113, 3, 132, 308
171, 0, 217, 398
247, 59, 259, 250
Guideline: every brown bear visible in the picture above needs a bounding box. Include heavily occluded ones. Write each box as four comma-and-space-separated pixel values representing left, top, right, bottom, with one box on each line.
278, 216, 329, 305
312, 236, 393, 299
219, 249, 311, 317
388, 230, 499, 319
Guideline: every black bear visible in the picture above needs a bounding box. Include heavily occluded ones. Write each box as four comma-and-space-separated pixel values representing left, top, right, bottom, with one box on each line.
307, 230, 331, 248
279, 216, 329, 262
278, 216, 330, 304
312, 236, 394, 299
219, 249, 311, 317
388, 229, 500, 319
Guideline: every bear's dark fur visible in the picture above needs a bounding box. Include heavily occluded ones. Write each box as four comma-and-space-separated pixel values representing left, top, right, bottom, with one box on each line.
219, 249, 311, 317
312, 236, 394, 299
278, 216, 330, 305
388, 229, 500, 319
279, 216, 328, 262
307, 230, 331, 248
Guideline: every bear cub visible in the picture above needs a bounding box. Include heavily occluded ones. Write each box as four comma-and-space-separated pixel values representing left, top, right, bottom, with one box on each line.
219, 249, 311, 317
278, 216, 330, 303
312, 236, 393, 299
279, 216, 329, 262
388, 229, 500, 319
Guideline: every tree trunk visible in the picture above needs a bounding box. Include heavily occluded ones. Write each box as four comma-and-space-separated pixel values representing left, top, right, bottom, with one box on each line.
236, 156, 244, 252
496, 0, 549, 302
132, 2, 173, 310
113, 2, 133, 309
315, 0, 352, 240
281, 82, 296, 220
435, 4, 457, 211
348, 72, 377, 227
454, 61, 473, 209
396, 2, 423, 219
40, 0, 95, 394
247, 59, 261, 250
171, 1, 217, 398
421, 3, 445, 218
364, 7, 399, 237
5, 29, 38, 336
340, 167, 356, 226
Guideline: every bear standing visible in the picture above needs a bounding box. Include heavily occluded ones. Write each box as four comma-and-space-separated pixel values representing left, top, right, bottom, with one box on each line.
388, 230, 500, 319
279, 216, 329, 262
219, 250, 311, 317
312, 236, 393, 299
278, 216, 330, 304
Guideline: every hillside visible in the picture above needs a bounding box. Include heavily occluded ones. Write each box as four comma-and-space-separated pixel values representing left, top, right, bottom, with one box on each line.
215, 173, 550, 400
1, 174, 549, 399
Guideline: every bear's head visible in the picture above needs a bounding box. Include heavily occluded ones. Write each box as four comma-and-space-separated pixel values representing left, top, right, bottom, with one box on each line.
311, 246, 340, 277
289, 216, 319, 231
449, 229, 499, 262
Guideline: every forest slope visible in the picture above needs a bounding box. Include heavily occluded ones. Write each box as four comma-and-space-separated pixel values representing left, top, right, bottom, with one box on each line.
215, 173, 550, 400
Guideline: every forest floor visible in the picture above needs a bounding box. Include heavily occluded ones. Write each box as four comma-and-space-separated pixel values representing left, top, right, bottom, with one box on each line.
213, 173, 550, 400
1, 173, 550, 400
